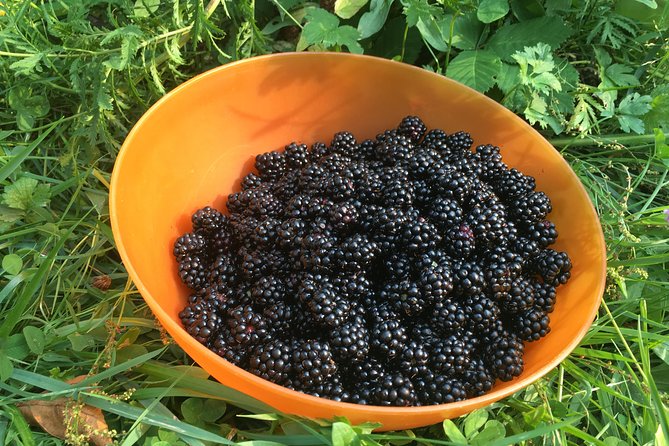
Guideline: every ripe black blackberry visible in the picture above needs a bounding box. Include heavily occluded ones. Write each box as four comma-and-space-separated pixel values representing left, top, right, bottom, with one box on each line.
485, 333, 524, 381
531, 249, 572, 285
330, 316, 369, 362
192, 207, 225, 235
240, 172, 263, 190
373, 372, 417, 406
292, 339, 337, 387
430, 334, 472, 376
462, 358, 495, 397
432, 167, 472, 200
398, 340, 430, 376
401, 217, 441, 253
475, 144, 507, 181
208, 253, 238, 290
381, 179, 414, 208
415, 373, 466, 405
330, 131, 357, 156
426, 198, 462, 231
523, 220, 558, 247
446, 131, 473, 156
418, 264, 454, 303
493, 168, 536, 200
255, 151, 286, 180
382, 280, 426, 317
383, 253, 413, 280
263, 301, 301, 337
310, 141, 330, 160
247, 190, 282, 218
306, 373, 349, 401
430, 299, 467, 334
332, 273, 372, 300
334, 234, 380, 272
179, 293, 223, 344
301, 281, 351, 328
174, 232, 207, 260
375, 133, 414, 165
369, 318, 408, 359
178, 254, 209, 289
284, 142, 309, 168
533, 281, 557, 313
512, 308, 551, 341
209, 328, 248, 367
511, 191, 552, 223
397, 115, 427, 143
409, 148, 443, 179
329, 201, 360, 231
464, 294, 501, 333
500, 277, 535, 313
249, 339, 293, 384
421, 128, 448, 149
250, 275, 287, 306
299, 232, 338, 272
452, 261, 486, 296
227, 304, 269, 346
511, 236, 542, 260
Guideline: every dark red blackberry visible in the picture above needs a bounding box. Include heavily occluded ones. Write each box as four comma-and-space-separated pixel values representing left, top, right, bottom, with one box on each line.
397, 115, 427, 143
512, 308, 551, 341
523, 220, 558, 248
430, 334, 472, 376
300, 281, 351, 328
284, 142, 309, 168
334, 234, 380, 272
329, 201, 360, 231
452, 261, 486, 296
531, 249, 572, 285
330, 316, 369, 362
173, 232, 207, 261
250, 275, 286, 306
374, 372, 417, 406
292, 339, 337, 387
398, 340, 430, 376
533, 281, 557, 313
241, 172, 263, 190
446, 131, 473, 156
462, 358, 495, 397
179, 293, 223, 344
500, 277, 535, 313
485, 333, 524, 381
249, 339, 293, 384
464, 294, 501, 333
511, 191, 552, 223
382, 280, 426, 317
418, 264, 454, 303
493, 168, 536, 200
415, 373, 466, 405
177, 254, 209, 289
375, 133, 414, 165
370, 318, 407, 359
427, 198, 462, 231
255, 151, 286, 180
430, 299, 467, 334
401, 217, 441, 253
192, 207, 225, 235
226, 304, 269, 346
330, 131, 357, 156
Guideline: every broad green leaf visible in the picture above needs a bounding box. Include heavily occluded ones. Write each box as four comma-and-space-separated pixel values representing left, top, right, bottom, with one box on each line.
16, 109, 35, 131
630, 0, 657, 7
471, 420, 506, 445
157, 429, 180, 443
486, 16, 571, 60
301, 9, 363, 54
22, 326, 45, 355
477, 0, 509, 23
2, 254, 22, 275
2, 334, 30, 360
358, 0, 394, 38
201, 399, 227, 423
134, 0, 161, 17
0, 205, 24, 223
181, 398, 204, 424
443, 420, 467, 445
605, 64, 640, 87
68, 333, 96, 351
510, 0, 544, 20
335, 0, 369, 19
446, 13, 484, 51
417, 16, 448, 51
446, 50, 501, 92
2, 177, 51, 211
0, 352, 13, 382
332, 422, 359, 446
464, 410, 489, 438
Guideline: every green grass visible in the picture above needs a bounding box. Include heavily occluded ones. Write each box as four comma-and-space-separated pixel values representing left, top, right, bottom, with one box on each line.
1, 1, 668, 445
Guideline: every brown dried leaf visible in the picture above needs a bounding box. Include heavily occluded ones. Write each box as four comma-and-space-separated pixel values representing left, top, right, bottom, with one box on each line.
18, 399, 112, 446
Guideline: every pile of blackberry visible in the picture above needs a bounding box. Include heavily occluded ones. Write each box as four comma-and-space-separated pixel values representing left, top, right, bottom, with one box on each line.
175, 116, 572, 406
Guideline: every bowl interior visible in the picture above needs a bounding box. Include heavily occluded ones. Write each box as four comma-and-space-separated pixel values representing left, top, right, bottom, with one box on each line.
110, 53, 605, 430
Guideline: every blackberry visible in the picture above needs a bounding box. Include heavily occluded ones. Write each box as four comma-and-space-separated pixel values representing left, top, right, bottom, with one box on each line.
179, 294, 223, 344
241, 172, 263, 190
263, 301, 301, 337
374, 372, 417, 406
511, 191, 552, 223
412, 178, 433, 206
330, 316, 369, 362
228, 214, 260, 241
485, 333, 524, 381
397, 116, 427, 143
523, 220, 558, 248
398, 340, 430, 376
178, 254, 209, 289
370, 318, 407, 359
331, 131, 357, 156
251, 217, 280, 247
466, 204, 508, 249
383, 253, 413, 280
511, 236, 542, 260
500, 277, 535, 313
276, 218, 308, 250
210, 225, 236, 255
430, 335, 472, 376
352, 357, 386, 382
299, 163, 327, 194
427, 198, 462, 231
173, 232, 207, 261
209, 329, 248, 367
239, 248, 282, 279
463, 294, 501, 333
250, 275, 286, 306
285, 195, 332, 219
300, 281, 351, 328
452, 261, 486, 296
531, 249, 572, 285
411, 323, 439, 345
430, 299, 467, 334
284, 142, 309, 168
383, 280, 426, 317
493, 168, 536, 200
306, 374, 348, 401
432, 168, 472, 200
462, 358, 495, 397
375, 134, 414, 165
324, 174, 356, 199
334, 234, 379, 271
381, 179, 414, 208
415, 374, 466, 405
292, 339, 337, 387
192, 207, 225, 235
247, 190, 282, 218
446, 131, 473, 156
421, 128, 448, 150
401, 217, 441, 252
255, 151, 286, 180
332, 273, 372, 300
227, 304, 269, 346
329, 201, 360, 231
249, 339, 293, 384
272, 169, 300, 201
533, 281, 557, 313
475, 144, 507, 181
300, 232, 338, 272
409, 148, 443, 179
208, 253, 238, 290
512, 308, 551, 341
418, 264, 454, 303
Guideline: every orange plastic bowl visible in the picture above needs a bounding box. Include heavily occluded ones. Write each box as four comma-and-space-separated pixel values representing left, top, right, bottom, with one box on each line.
110, 53, 605, 430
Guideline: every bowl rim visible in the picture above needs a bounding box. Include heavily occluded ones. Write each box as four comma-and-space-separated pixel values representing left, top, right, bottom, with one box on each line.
110, 51, 607, 417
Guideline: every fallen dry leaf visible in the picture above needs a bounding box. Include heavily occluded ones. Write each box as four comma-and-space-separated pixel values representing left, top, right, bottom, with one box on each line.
17, 376, 112, 445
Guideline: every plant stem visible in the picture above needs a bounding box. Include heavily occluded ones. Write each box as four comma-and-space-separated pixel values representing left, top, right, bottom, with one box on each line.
549, 133, 656, 147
